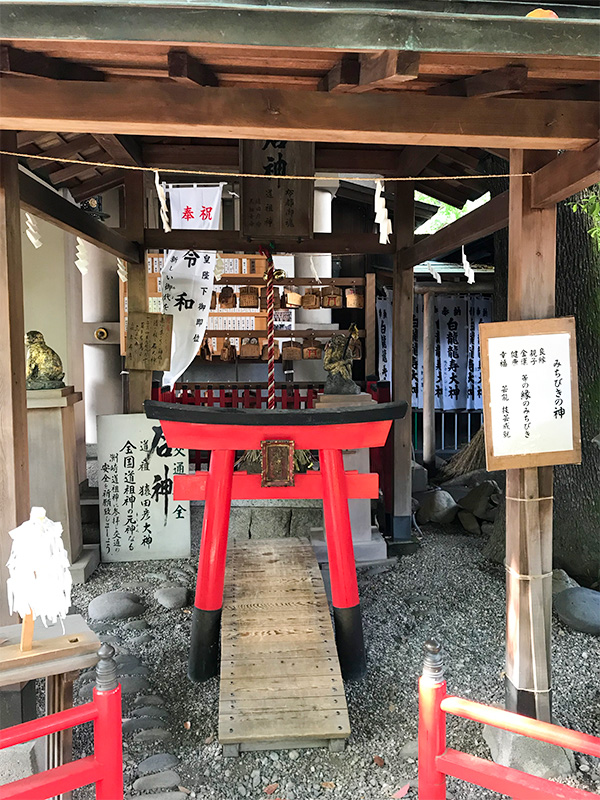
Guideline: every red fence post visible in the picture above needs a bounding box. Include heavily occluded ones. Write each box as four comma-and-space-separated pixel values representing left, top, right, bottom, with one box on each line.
93, 644, 123, 800
418, 640, 447, 800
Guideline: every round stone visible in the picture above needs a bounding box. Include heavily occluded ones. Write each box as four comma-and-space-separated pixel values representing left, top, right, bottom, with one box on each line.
554, 587, 600, 635
138, 752, 179, 775
154, 586, 189, 610
132, 770, 181, 792
88, 591, 144, 621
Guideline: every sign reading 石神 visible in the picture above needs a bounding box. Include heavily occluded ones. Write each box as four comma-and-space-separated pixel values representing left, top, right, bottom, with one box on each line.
98, 414, 190, 562
240, 140, 314, 238
479, 317, 581, 470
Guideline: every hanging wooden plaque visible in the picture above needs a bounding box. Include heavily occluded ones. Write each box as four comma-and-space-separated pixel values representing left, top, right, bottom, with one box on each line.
126, 312, 173, 372
240, 140, 314, 239
479, 316, 581, 470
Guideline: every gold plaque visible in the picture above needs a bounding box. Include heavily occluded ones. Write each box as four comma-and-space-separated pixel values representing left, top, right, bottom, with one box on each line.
261, 440, 295, 487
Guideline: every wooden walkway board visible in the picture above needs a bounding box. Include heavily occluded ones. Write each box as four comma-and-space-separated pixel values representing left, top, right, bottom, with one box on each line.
219, 538, 350, 753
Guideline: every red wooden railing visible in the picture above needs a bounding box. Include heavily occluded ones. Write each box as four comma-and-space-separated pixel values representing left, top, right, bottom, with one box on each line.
418, 640, 600, 800
152, 382, 326, 410
0, 645, 123, 800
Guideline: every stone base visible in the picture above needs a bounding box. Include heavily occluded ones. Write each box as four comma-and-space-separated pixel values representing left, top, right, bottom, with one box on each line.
0, 740, 41, 782
310, 526, 388, 564
70, 544, 100, 584
412, 461, 428, 493
483, 724, 575, 779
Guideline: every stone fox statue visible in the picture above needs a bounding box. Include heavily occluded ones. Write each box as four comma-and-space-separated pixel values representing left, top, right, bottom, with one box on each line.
25, 331, 65, 389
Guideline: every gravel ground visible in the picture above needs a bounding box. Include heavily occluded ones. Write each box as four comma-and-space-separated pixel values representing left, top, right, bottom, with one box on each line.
67, 508, 600, 800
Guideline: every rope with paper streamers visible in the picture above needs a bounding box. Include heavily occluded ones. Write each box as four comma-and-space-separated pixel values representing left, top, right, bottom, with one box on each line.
0, 149, 532, 184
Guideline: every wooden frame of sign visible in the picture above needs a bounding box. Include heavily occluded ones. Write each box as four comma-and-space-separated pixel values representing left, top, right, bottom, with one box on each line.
240, 140, 315, 239
125, 311, 173, 372
479, 316, 581, 470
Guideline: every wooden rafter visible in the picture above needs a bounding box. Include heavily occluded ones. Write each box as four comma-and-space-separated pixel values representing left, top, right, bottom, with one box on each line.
354, 51, 420, 92
0, 44, 104, 81
396, 146, 441, 177
318, 57, 360, 93
48, 159, 103, 185
418, 179, 470, 208
531, 141, 600, 208
167, 51, 219, 87
18, 171, 139, 261
24, 133, 98, 168
69, 169, 125, 202
1, 78, 597, 150
429, 65, 528, 98
91, 134, 143, 167
400, 190, 509, 268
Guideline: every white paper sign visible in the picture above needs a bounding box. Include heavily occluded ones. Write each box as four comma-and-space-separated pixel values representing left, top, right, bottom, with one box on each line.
168, 185, 223, 230
487, 332, 573, 457
98, 414, 190, 562
161, 249, 216, 387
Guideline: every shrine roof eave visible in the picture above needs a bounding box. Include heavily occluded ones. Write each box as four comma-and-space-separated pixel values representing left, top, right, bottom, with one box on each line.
2, 1, 599, 59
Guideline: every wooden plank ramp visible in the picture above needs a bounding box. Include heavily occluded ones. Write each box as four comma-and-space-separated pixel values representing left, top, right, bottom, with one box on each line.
219, 537, 351, 756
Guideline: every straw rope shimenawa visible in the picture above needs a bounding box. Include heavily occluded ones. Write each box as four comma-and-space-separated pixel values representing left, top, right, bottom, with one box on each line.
0, 149, 532, 183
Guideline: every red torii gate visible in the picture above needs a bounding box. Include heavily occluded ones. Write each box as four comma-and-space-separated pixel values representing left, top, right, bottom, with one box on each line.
145, 400, 406, 681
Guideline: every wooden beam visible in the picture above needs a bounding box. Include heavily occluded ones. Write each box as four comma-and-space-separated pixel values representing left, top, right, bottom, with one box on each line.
123, 172, 151, 414
18, 171, 140, 261
401, 190, 509, 268
429, 65, 528, 98
91, 134, 143, 167
68, 169, 125, 203
392, 182, 415, 542
0, 132, 30, 624
167, 51, 219, 87
25, 133, 98, 169
48, 159, 102, 185
0, 45, 104, 82
318, 57, 360, 93
505, 150, 556, 723
1, 78, 596, 150
531, 141, 600, 208
144, 229, 395, 255
354, 51, 420, 92
396, 146, 442, 177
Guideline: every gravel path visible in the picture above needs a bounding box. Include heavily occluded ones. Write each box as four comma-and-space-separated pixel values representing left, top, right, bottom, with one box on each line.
69, 510, 600, 799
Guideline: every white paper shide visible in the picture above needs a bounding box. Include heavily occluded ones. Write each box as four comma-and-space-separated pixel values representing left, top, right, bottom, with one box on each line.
487, 332, 573, 457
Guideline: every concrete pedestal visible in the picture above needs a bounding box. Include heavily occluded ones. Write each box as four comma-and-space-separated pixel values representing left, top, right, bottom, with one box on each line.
27, 386, 99, 583
311, 393, 388, 563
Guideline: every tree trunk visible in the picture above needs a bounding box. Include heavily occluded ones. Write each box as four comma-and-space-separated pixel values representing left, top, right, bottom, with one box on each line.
484, 187, 600, 583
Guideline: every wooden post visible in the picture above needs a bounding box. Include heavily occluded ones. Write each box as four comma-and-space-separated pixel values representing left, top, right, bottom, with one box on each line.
365, 272, 376, 378
422, 291, 436, 474
0, 131, 30, 625
505, 149, 556, 722
391, 183, 415, 544
124, 172, 150, 413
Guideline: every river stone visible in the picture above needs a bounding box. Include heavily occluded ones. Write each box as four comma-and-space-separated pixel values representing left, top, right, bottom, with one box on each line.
457, 510, 481, 535
118, 664, 149, 677
552, 569, 579, 596
134, 695, 165, 707
154, 586, 189, 609
131, 706, 169, 719
416, 490, 458, 524
138, 752, 179, 775
123, 717, 167, 734
554, 587, 600, 634
88, 591, 144, 621
132, 770, 181, 792
123, 619, 149, 631
134, 728, 172, 742
458, 480, 499, 519
119, 675, 151, 695
135, 794, 186, 800
132, 633, 153, 646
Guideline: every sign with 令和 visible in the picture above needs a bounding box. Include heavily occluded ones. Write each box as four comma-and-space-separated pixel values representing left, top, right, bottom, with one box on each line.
479, 317, 581, 470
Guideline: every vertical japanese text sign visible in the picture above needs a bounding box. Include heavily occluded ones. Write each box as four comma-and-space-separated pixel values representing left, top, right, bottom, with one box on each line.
240, 140, 315, 238
479, 317, 581, 470
98, 414, 190, 562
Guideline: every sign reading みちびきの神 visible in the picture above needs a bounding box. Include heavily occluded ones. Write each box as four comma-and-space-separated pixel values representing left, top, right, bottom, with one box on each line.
98, 414, 190, 562
479, 317, 581, 470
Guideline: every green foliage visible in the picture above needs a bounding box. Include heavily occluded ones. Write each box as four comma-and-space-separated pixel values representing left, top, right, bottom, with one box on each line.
570, 188, 600, 251
414, 190, 491, 235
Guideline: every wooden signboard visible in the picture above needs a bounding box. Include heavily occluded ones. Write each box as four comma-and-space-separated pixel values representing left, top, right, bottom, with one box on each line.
126, 311, 173, 371
479, 316, 581, 470
240, 140, 314, 238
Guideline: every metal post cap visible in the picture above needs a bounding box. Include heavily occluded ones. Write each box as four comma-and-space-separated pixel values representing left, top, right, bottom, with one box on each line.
95, 643, 118, 692
422, 638, 444, 683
